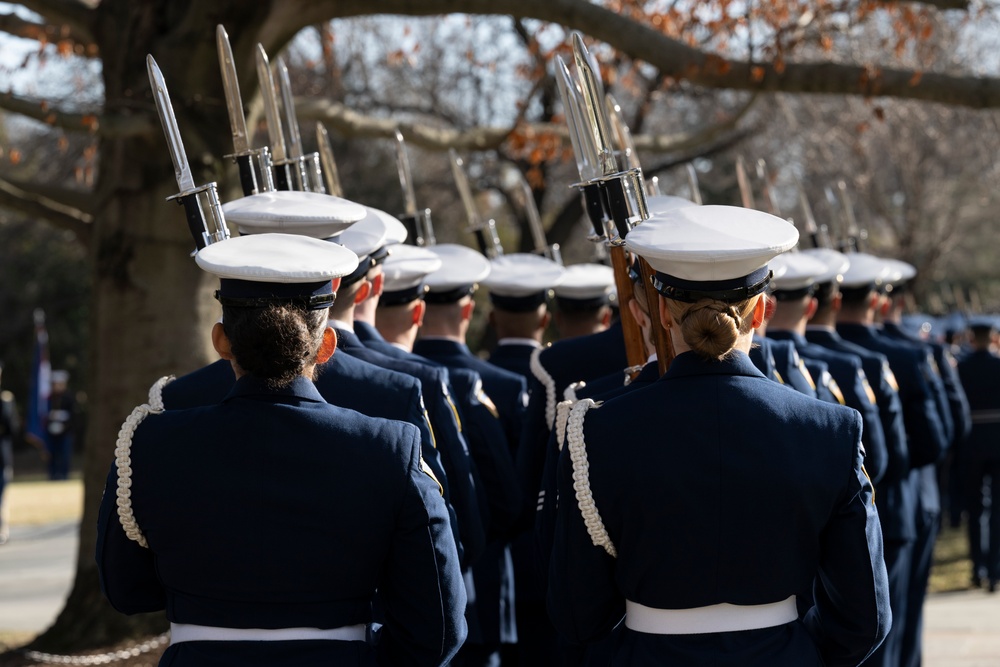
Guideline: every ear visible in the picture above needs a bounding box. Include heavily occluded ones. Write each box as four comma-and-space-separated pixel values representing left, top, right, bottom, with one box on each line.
316, 326, 337, 364
540, 310, 551, 331
751, 294, 767, 329
763, 294, 776, 322
831, 292, 843, 313
460, 298, 475, 322
658, 295, 673, 332
805, 297, 819, 320
370, 272, 385, 298
412, 300, 426, 327
353, 280, 371, 305
867, 291, 880, 311
330, 277, 342, 294
627, 297, 649, 330
601, 306, 612, 328
212, 322, 234, 361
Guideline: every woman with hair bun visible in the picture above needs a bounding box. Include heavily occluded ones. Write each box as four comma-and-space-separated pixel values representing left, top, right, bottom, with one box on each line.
547, 206, 890, 667
96, 233, 466, 667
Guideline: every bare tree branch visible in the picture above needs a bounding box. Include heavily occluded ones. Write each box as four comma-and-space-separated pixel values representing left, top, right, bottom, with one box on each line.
17, 0, 95, 45
0, 175, 92, 243
1, 175, 95, 215
0, 10, 93, 49
284, 0, 997, 110
0, 90, 155, 138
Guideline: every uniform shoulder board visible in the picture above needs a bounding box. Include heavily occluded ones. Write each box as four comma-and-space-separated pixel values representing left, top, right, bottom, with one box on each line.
774, 369, 785, 385
859, 370, 877, 406
882, 361, 899, 392
824, 372, 846, 405
419, 456, 444, 496
473, 379, 500, 420
442, 382, 463, 433
797, 358, 816, 391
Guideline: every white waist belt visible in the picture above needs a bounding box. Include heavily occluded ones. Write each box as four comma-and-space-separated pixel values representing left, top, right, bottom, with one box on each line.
625, 595, 797, 635
170, 623, 366, 644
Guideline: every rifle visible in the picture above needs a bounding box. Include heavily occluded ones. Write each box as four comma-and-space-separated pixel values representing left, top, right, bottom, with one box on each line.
501, 163, 561, 264
449, 149, 503, 259
394, 129, 435, 246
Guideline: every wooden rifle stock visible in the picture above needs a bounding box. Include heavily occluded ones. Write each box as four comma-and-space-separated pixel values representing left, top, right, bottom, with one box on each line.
637, 256, 674, 375
608, 244, 648, 373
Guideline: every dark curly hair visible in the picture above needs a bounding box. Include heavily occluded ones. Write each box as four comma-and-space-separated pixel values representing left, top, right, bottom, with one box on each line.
222, 304, 328, 389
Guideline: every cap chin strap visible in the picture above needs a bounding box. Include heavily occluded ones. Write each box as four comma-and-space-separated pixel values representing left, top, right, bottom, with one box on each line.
215, 292, 336, 310
652, 270, 772, 304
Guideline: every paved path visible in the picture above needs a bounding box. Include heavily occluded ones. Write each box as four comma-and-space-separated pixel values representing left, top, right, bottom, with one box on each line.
1, 516, 998, 665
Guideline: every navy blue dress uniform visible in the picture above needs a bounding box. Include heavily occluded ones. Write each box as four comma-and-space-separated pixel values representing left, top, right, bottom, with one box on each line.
96, 233, 467, 666
482, 253, 567, 380
767, 337, 819, 398
381, 243, 526, 662
548, 206, 890, 666
957, 320, 1000, 591
766, 250, 888, 484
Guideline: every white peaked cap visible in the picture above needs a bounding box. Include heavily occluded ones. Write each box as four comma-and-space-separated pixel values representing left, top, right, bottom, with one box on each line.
554, 263, 615, 300
839, 252, 892, 289
483, 253, 566, 297
425, 243, 492, 292
223, 191, 366, 238
769, 252, 831, 292
381, 244, 443, 293
799, 248, 850, 284
196, 233, 359, 282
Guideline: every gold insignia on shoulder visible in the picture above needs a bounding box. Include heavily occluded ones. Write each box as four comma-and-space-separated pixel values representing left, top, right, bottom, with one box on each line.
444, 391, 463, 433
860, 463, 875, 506
799, 359, 816, 390
883, 362, 899, 392
774, 369, 785, 384
423, 410, 437, 449
860, 372, 877, 406
420, 456, 444, 496
827, 374, 846, 405
477, 388, 500, 420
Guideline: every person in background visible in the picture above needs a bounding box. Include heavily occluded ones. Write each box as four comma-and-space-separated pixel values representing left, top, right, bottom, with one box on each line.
956, 319, 1000, 593
0, 363, 18, 545
550, 263, 615, 341
44, 370, 75, 481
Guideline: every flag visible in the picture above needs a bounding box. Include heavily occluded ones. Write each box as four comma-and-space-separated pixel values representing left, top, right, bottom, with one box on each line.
26, 309, 51, 443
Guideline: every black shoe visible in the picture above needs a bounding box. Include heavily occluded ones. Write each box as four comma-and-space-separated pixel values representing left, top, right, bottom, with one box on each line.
989, 580, 997, 594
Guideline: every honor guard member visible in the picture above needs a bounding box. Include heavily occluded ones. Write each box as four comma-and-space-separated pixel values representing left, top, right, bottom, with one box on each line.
325, 219, 487, 569
380, 244, 522, 666
352, 208, 409, 347
414, 245, 529, 455
803, 249, 912, 667
158, 197, 464, 566
957, 318, 1000, 592
751, 287, 818, 398
835, 252, 952, 667
97, 233, 467, 666
550, 263, 616, 341
766, 251, 888, 484
548, 205, 890, 667
878, 259, 967, 667
330, 209, 486, 566
482, 253, 566, 378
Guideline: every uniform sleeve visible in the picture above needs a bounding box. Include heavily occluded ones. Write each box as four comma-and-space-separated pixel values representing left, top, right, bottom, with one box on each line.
803, 411, 891, 667
546, 423, 623, 645
95, 464, 166, 614
516, 376, 554, 533
848, 365, 888, 485
377, 426, 468, 667
899, 355, 949, 468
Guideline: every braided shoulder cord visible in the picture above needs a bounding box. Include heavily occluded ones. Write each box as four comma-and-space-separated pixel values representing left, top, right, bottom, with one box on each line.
555, 399, 574, 452
147, 375, 175, 412
565, 399, 616, 558
529, 347, 557, 429
564, 381, 584, 403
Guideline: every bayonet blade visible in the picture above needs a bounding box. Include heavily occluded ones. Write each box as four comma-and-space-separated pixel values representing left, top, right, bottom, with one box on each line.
316, 122, 343, 197
276, 56, 303, 160
147, 55, 196, 193
449, 149, 482, 228
216, 25, 250, 155
504, 163, 549, 256
794, 176, 819, 237
571, 32, 619, 176
755, 158, 780, 216
735, 155, 756, 209
394, 129, 418, 217
554, 55, 598, 181
605, 93, 641, 172
837, 180, 860, 242
255, 44, 287, 163
685, 164, 703, 204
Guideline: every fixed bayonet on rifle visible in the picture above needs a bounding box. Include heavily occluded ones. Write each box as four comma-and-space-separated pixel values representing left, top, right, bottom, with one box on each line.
394, 129, 434, 246
502, 163, 561, 264
315, 122, 344, 198
605, 94, 641, 172
217, 25, 273, 196
685, 163, 703, 205
735, 155, 756, 209
794, 177, 827, 248
836, 180, 867, 252
147, 55, 229, 251
255, 44, 295, 190
276, 56, 326, 193
450, 149, 502, 259
755, 158, 780, 217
